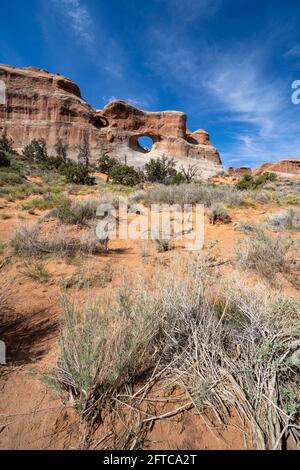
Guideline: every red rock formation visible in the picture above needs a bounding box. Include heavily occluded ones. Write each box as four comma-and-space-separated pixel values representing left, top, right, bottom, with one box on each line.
254, 159, 300, 176
0, 64, 222, 178
228, 166, 252, 175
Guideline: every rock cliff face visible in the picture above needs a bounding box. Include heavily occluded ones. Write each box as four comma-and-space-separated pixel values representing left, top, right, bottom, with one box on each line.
254, 159, 300, 176
0, 64, 222, 178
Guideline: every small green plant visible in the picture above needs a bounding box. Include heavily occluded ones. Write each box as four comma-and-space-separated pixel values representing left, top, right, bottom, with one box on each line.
170, 172, 186, 185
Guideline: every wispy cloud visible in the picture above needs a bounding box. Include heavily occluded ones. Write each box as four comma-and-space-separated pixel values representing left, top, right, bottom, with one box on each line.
53, 0, 94, 46
147, 21, 300, 166
284, 45, 300, 58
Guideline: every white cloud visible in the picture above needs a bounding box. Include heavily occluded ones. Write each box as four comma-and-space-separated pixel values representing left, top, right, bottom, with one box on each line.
53, 0, 94, 46
147, 28, 300, 166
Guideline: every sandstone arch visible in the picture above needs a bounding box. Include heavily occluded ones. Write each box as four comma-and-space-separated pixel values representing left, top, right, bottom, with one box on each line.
0, 65, 223, 179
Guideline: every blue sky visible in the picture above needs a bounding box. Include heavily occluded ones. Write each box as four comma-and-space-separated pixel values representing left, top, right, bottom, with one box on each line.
1, 0, 300, 167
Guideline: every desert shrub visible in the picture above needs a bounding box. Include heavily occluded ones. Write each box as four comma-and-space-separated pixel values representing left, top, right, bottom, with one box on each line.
155, 238, 173, 253
98, 153, 118, 174
132, 183, 246, 208
278, 194, 300, 206
236, 172, 277, 190
44, 287, 164, 417
170, 172, 186, 185
144, 156, 177, 183
60, 161, 95, 185
60, 264, 113, 289
11, 224, 107, 258
109, 163, 143, 187
0, 150, 11, 167
236, 220, 263, 234
0, 183, 44, 202
53, 199, 98, 226
209, 203, 231, 224
41, 156, 65, 171
0, 171, 24, 186
0, 134, 16, 154
235, 229, 296, 281
22, 194, 66, 211
268, 209, 300, 232
23, 139, 48, 162
44, 255, 300, 448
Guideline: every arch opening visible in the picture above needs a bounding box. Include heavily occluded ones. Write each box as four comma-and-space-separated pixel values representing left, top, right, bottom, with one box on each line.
137, 135, 154, 153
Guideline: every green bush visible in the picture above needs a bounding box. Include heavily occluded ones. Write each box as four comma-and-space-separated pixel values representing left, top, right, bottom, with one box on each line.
98, 153, 118, 174
109, 163, 143, 187
0, 134, 15, 154
144, 156, 177, 183
236, 172, 277, 190
23, 139, 48, 162
60, 161, 95, 185
41, 156, 65, 171
0, 150, 11, 167
170, 172, 186, 185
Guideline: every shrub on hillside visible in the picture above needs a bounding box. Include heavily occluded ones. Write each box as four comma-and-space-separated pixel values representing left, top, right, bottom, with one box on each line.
0, 134, 15, 154
0, 150, 11, 167
236, 172, 277, 190
144, 156, 177, 183
41, 156, 65, 171
97, 153, 118, 174
23, 139, 48, 162
60, 161, 95, 185
170, 172, 186, 185
109, 163, 143, 186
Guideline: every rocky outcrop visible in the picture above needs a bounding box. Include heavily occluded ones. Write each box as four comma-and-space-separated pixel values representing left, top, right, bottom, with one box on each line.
228, 166, 252, 175
254, 159, 300, 176
0, 64, 222, 178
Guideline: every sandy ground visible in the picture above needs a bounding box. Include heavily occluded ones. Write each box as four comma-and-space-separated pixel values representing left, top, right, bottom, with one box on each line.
0, 187, 299, 450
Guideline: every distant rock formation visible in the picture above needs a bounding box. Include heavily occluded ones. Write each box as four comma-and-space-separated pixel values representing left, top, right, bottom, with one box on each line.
254, 159, 300, 176
0, 64, 222, 179
228, 166, 252, 175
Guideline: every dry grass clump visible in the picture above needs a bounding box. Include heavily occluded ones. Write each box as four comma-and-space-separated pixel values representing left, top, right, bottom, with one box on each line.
268, 208, 300, 232
45, 254, 300, 448
11, 223, 108, 258
51, 199, 99, 226
45, 286, 164, 419
20, 259, 50, 283
209, 203, 231, 224
235, 228, 297, 282
132, 183, 247, 208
